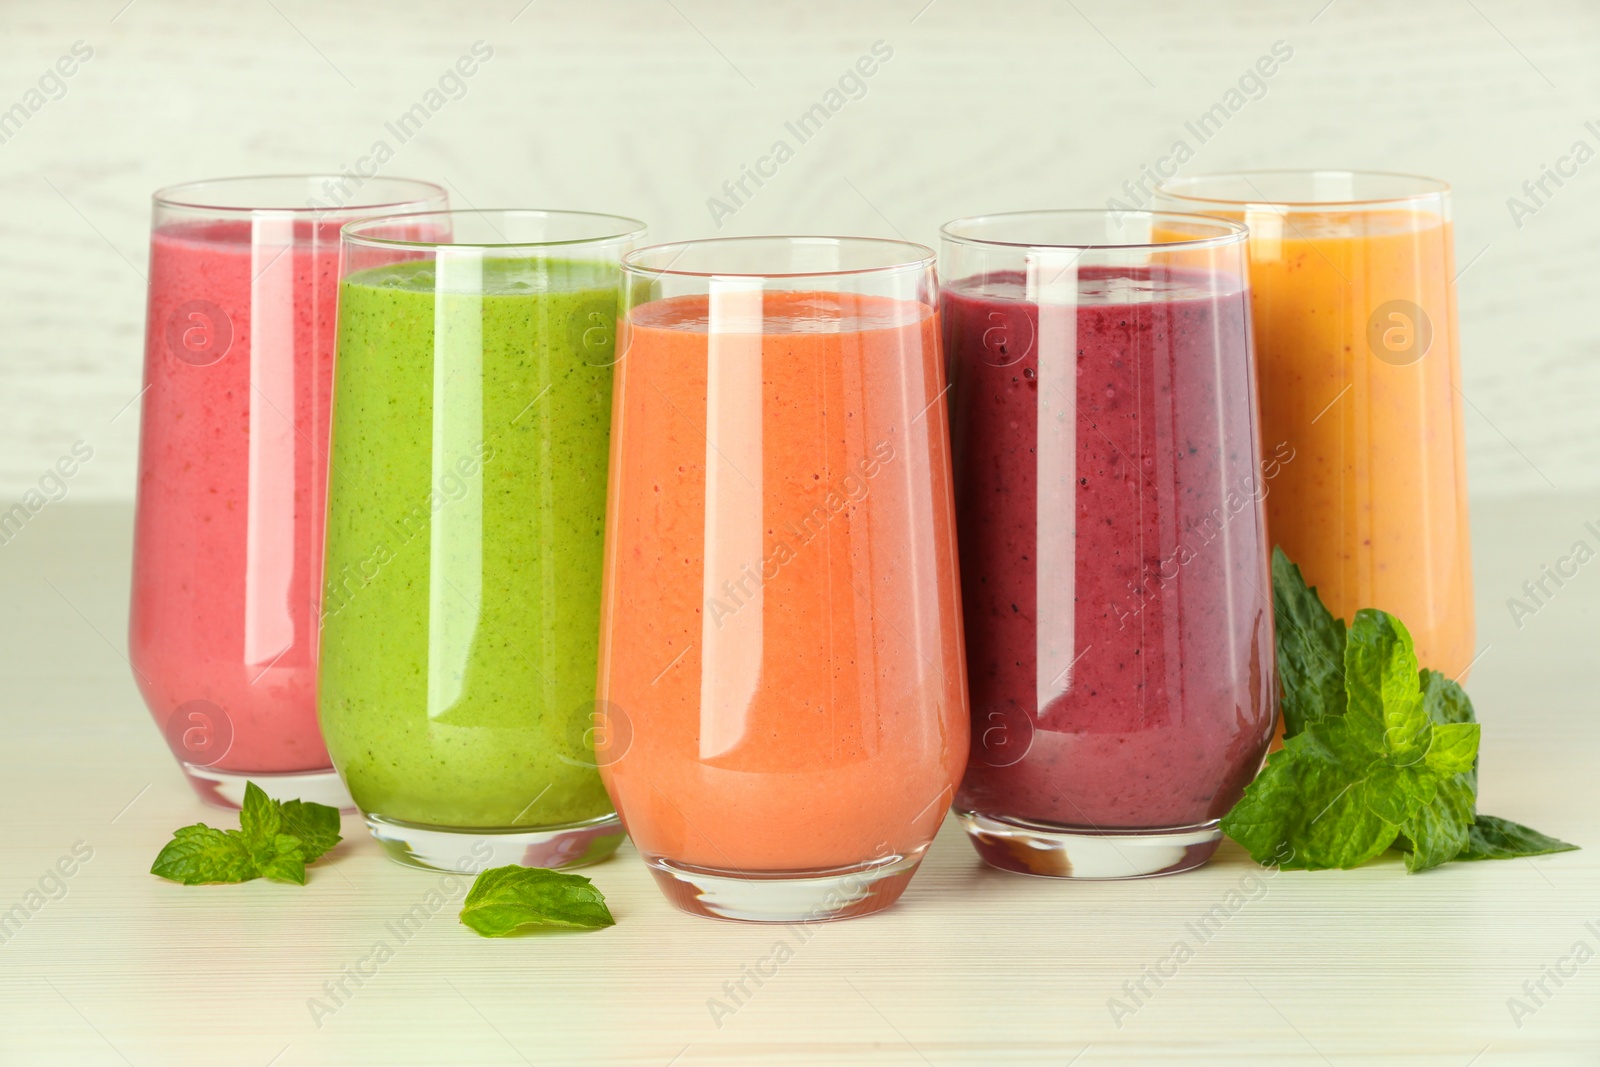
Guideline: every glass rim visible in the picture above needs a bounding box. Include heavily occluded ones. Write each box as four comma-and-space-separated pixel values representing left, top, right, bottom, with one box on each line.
939, 209, 1248, 252
341, 208, 648, 250
152, 174, 447, 215
1155, 169, 1451, 209
622, 235, 936, 280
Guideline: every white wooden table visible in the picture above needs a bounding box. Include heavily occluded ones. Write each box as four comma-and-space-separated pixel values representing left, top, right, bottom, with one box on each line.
1, 499, 1595, 1065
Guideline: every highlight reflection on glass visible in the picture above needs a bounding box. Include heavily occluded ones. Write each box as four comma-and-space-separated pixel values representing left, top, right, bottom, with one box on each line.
318, 209, 644, 872
597, 237, 969, 923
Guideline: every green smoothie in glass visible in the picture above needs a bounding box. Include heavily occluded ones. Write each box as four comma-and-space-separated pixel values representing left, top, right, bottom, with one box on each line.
321, 210, 643, 871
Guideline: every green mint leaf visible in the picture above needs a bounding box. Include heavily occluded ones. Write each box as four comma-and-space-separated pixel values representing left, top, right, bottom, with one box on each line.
258, 834, 308, 885
1270, 547, 1347, 737
459, 866, 616, 936
1301, 781, 1401, 867
1296, 718, 1403, 866
1420, 669, 1476, 726
1344, 609, 1426, 759
1360, 763, 1440, 826
1393, 674, 1482, 871
279, 799, 342, 863
239, 781, 283, 848
1307, 621, 1471, 869
1458, 815, 1579, 860
151, 781, 342, 887
1423, 722, 1480, 779
1221, 724, 1398, 870
150, 824, 258, 885
1420, 669, 1478, 797
1225, 683, 1460, 872
1238, 557, 1573, 874
1218, 746, 1304, 866
1399, 774, 1476, 872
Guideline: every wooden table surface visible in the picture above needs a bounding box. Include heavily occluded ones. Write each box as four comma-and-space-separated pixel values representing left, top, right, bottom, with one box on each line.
2, 498, 1596, 1065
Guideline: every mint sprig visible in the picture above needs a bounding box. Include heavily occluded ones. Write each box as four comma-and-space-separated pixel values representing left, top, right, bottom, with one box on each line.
1221, 548, 1577, 873
149, 824, 259, 885
458, 865, 616, 936
150, 782, 342, 886
1459, 815, 1579, 861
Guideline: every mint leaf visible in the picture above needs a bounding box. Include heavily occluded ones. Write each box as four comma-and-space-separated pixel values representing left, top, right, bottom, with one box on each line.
150, 781, 342, 886
258, 834, 308, 885
239, 781, 282, 845
238, 782, 294, 874
1233, 551, 1574, 874
1221, 724, 1398, 870
1420, 668, 1478, 799
1218, 746, 1308, 867
1396, 672, 1483, 870
1271, 547, 1346, 737
279, 799, 342, 863
1399, 775, 1476, 872
150, 824, 258, 885
1360, 762, 1439, 826
1423, 722, 1480, 778
1277, 627, 1475, 869
1420, 669, 1475, 726
1344, 609, 1426, 758
459, 866, 616, 936
1414, 676, 1571, 864
1226, 587, 1476, 871
1216, 747, 1302, 866
1298, 717, 1405, 867
1459, 815, 1579, 860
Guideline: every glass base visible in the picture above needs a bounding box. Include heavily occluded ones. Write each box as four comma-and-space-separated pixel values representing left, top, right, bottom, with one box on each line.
957, 810, 1221, 879
182, 764, 356, 812
365, 812, 625, 873
645, 851, 924, 923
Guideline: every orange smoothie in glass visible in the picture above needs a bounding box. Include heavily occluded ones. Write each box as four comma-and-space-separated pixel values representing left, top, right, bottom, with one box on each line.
596, 289, 968, 877
1158, 173, 1474, 680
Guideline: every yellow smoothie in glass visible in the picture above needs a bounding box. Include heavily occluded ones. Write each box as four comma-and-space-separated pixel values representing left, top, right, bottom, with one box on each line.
1157, 173, 1474, 680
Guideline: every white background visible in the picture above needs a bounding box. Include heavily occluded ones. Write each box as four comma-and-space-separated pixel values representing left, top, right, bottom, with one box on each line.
2, 0, 1597, 501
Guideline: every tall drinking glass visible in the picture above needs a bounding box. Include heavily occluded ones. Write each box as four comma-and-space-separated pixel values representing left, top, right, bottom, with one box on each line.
130, 175, 447, 809
942, 210, 1276, 878
1155, 172, 1474, 680
599, 237, 969, 921
322, 209, 645, 871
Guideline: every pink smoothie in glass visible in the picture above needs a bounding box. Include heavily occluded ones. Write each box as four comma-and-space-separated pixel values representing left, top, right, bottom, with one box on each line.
130, 219, 338, 783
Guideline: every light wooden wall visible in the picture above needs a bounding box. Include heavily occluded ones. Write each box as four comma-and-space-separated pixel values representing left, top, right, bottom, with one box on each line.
3, 0, 1596, 500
